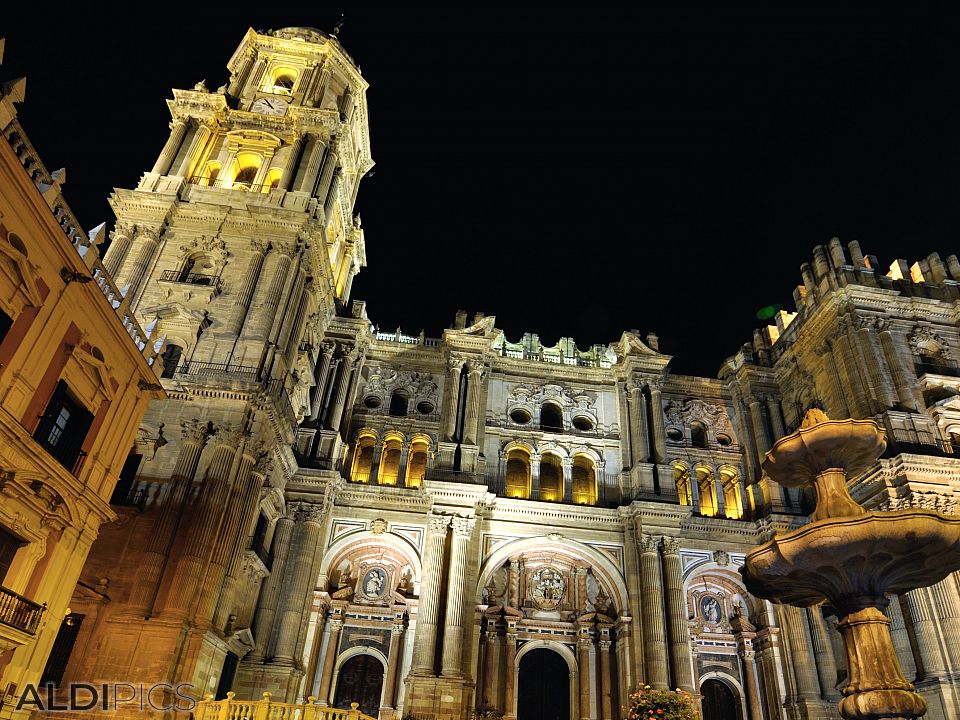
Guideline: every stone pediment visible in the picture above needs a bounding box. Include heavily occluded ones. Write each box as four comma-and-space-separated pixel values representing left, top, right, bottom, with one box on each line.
611, 331, 670, 364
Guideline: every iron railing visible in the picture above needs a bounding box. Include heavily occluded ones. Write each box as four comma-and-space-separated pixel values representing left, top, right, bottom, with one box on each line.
158, 270, 223, 294
188, 175, 276, 194
173, 360, 262, 383
0, 586, 45, 635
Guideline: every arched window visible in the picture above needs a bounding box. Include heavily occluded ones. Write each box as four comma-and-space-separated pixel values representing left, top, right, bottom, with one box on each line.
405, 438, 429, 488
378, 435, 403, 485
264, 167, 283, 193
540, 403, 563, 433
690, 422, 708, 448
720, 467, 743, 520
350, 434, 376, 483
199, 162, 221, 187
697, 466, 718, 517
160, 344, 183, 379
539, 453, 563, 501
572, 455, 597, 505
389, 390, 409, 417
674, 463, 693, 506
505, 448, 531, 499
231, 152, 263, 190
269, 68, 298, 95
233, 166, 258, 188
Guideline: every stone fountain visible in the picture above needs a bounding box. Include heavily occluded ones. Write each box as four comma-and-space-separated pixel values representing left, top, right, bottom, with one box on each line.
741, 408, 960, 720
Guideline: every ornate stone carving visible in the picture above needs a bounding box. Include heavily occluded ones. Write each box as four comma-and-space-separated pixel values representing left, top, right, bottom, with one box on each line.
428, 514, 451, 534
530, 566, 566, 610
909, 326, 948, 360
638, 534, 660, 553
451, 516, 476, 536
877, 492, 957, 514
212, 424, 245, 447
370, 518, 387, 535
181, 419, 212, 444
661, 536, 681, 555
290, 501, 325, 524
713, 549, 731, 566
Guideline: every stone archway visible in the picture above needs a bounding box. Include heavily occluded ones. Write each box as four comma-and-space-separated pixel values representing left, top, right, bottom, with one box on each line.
518, 647, 570, 720
701, 677, 741, 720
333, 654, 384, 717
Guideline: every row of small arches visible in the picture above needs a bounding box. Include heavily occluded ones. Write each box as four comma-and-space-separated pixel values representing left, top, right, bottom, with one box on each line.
504, 447, 598, 505
509, 401, 595, 433
673, 461, 744, 519
349, 431, 431, 488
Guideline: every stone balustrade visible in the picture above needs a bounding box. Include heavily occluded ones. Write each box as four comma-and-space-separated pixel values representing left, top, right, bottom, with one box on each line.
193, 693, 377, 720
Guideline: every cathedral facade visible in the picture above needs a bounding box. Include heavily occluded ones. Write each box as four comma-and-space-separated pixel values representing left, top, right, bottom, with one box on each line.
32, 26, 960, 720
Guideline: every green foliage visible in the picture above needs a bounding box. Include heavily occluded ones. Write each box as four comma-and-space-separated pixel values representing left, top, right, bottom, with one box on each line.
624, 685, 699, 720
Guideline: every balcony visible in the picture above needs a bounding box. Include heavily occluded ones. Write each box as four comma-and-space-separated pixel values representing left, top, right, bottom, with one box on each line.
188, 175, 277, 194
172, 360, 262, 383
0, 585, 45, 653
158, 269, 223, 295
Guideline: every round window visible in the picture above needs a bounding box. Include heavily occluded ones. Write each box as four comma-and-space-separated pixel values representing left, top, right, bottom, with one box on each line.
510, 408, 532, 425
666, 427, 683, 441
572, 415, 594, 432
363, 395, 382, 409
417, 400, 435, 415
716, 434, 731, 447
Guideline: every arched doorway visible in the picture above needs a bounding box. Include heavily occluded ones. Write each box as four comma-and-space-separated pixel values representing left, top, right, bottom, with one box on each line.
518, 648, 569, 720
333, 654, 384, 717
701, 678, 740, 720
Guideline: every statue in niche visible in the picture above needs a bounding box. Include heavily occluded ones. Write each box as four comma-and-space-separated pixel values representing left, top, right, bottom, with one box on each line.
362, 568, 387, 598
701, 595, 722, 624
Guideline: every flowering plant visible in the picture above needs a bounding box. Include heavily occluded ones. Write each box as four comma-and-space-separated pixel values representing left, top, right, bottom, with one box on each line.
624, 685, 698, 720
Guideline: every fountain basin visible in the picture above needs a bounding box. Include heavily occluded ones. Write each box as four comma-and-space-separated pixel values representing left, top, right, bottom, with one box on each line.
742, 509, 960, 612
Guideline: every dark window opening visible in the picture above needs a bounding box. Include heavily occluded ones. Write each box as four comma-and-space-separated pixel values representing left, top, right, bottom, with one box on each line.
34, 380, 93, 472
160, 344, 183, 379
0, 525, 26, 584
250, 513, 271, 568
389, 391, 408, 417
234, 167, 258, 187
510, 408, 531, 425
540, 403, 563, 433
691, 423, 708, 449
215, 653, 240, 699
0, 307, 13, 347
110, 453, 143, 506
40, 613, 84, 688
178, 257, 196, 282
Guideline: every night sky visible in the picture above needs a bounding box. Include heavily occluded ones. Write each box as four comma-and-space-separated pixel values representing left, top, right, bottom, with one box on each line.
4, 4, 957, 376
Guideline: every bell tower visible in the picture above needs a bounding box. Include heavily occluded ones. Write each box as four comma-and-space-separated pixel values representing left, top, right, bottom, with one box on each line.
62, 27, 374, 707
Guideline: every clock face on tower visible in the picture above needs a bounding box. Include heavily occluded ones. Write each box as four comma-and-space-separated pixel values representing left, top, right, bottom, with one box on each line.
251, 97, 289, 116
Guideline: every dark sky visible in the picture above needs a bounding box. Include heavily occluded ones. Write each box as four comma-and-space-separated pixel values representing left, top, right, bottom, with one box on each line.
5, 4, 958, 376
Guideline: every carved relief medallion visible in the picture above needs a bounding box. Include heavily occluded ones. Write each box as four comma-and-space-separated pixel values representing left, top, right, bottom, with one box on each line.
360, 567, 389, 600
531, 566, 566, 610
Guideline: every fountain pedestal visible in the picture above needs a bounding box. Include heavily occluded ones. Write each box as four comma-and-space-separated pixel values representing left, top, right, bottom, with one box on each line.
741, 409, 960, 720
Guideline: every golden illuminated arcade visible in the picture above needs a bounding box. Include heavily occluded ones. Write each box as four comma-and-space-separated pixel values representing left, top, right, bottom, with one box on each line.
24, 26, 960, 720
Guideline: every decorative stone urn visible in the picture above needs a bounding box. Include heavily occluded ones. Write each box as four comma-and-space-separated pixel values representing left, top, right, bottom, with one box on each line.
741, 408, 960, 720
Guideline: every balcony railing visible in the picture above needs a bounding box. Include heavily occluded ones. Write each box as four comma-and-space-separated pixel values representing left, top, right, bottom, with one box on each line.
173, 360, 262, 383
188, 175, 277, 194
194, 694, 376, 720
0, 586, 45, 635
159, 270, 223, 294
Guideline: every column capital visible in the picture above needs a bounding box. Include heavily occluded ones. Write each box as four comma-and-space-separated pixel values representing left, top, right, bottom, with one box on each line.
660, 536, 681, 556
291, 501, 326, 525
627, 374, 646, 392
181, 419, 213, 444
451, 516, 476, 537
448, 356, 465, 373
647, 377, 664, 393
428, 513, 451, 534
599, 640, 612, 652
466, 358, 487, 377
211, 423, 245, 448
391, 622, 406, 635
638, 533, 661, 554
328, 617, 344, 630
319, 339, 337, 356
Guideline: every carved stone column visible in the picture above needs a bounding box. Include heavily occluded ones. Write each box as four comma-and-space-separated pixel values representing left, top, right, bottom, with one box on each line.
661, 537, 694, 692
244, 248, 293, 338
279, 133, 305, 190
381, 621, 405, 711
295, 134, 326, 193
806, 605, 840, 700
483, 621, 501, 709
748, 397, 771, 464
129, 419, 211, 614
272, 502, 326, 663
504, 622, 519, 720
122, 229, 159, 304
317, 615, 344, 705
629, 380, 650, 463
248, 515, 294, 662
226, 241, 269, 336
444, 357, 463, 442
411, 514, 450, 675
647, 381, 667, 463
102, 223, 133, 275
765, 395, 786, 442
599, 638, 614, 720
639, 534, 668, 688
441, 516, 476, 676
151, 117, 189, 175
162, 425, 243, 617
877, 321, 918, 410
928, 577, 960, 671
325, 344, 358, 432
307, 340, 336, 423
904, 588, 947, 679
211, 448, 270, 629
462, 360, 486, 445
578, 624, 595, 720
562, 457, 573, 502
779, 604, 821, 701
740, 650, 764, 720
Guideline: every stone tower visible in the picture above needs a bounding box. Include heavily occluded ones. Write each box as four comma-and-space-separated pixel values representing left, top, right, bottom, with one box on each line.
55, 26, 373, 709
